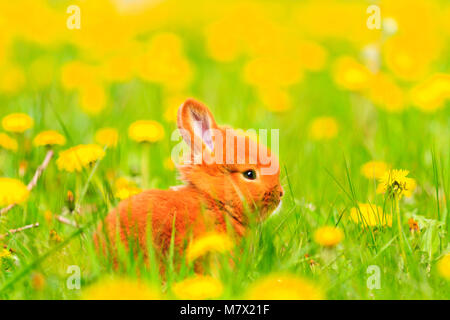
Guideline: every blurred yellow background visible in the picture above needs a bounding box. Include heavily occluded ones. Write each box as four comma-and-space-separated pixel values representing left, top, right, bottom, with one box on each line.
0, 0, 449, 115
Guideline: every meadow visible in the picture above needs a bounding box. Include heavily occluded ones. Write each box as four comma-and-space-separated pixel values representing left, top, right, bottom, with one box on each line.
0, 0, 449, 300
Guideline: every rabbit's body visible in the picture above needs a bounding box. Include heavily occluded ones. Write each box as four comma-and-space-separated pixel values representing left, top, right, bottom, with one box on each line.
97, 98, 283, 261
101, 185, 244, 256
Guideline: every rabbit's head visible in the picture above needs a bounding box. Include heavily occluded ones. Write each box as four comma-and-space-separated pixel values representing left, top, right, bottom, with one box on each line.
176, 98, 283, 224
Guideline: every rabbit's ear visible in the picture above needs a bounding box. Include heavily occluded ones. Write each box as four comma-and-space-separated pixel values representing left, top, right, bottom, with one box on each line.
177, 98, 219, 154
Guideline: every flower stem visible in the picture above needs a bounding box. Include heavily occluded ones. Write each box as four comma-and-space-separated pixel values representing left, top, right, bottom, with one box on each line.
395, 196, 407, 264
141, 143, 150, 189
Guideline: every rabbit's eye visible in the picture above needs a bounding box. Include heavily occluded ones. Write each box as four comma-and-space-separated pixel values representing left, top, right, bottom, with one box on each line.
243, 169, 257, 180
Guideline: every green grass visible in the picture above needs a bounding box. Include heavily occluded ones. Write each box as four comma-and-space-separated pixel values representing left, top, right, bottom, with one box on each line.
0, 34, 449, 300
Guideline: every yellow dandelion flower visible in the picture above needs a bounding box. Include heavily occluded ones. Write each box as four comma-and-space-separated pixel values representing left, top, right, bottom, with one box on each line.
437, 254, 450, 280
258, 87, 292, 113
79, 82, 107, 115
33, 130, 66, 147
2, 113, 34, 133
295, 41, 328, 72
163, 94, 186, 123
383, 37, 431, 82
0, 65, 26, 94
128, 120, 165, 143
205, 19, 241, 62
100, 48, 136, 83
0, 177, 29, 206
245, 274, 324, 300
114, 177, 142, 200
350, 203, 392, 227
410, 73, 450, 113
0, 248, 12, 259
138, 33, 193, 90
172, 275, 223, 300
163, 157, 175, 171
29, 56, 56, 89
56, 144, 105, 173
0, 133, 18, 151
314, 226, 344, 247
0, 248, 13, 269
186, 232, 234, 262
333, 56, 372, 91
309, 117, 338, 141
95, 128, 119, 148
114, 177, 134, 190
115, 187, 142, 200
243, 56, 303, 88
376, 169, 416, 199
60, 61, 97, 91
360, 161, 389, 180
368, 73, 406, 113
83, 278, 161, 300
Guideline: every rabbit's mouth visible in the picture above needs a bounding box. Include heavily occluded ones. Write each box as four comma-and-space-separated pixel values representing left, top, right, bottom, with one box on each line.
272, 200, 283, 216
259, 189, 282, 219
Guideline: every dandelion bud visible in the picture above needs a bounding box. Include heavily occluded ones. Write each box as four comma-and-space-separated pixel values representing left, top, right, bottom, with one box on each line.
66, 191, 75, 212
43, 210, 53, 224
408, 218, 420, 234
31, 272, 46, 291
49, 229, 62, 243
19, 161, 28, 177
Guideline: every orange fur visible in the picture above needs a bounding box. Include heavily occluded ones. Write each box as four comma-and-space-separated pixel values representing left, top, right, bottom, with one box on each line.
96, 98, 283, 263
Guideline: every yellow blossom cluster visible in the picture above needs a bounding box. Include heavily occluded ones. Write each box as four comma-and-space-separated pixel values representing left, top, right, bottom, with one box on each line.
33, 130, 66, 147
350, 203, 392, 227
82, 278, 161, 300
186, 232, 234, 262
0, 178, 29, 207
245, 274, 324, 300
114, 177, 142, 200
56, 144, 106, 173
314, 226, 344, 247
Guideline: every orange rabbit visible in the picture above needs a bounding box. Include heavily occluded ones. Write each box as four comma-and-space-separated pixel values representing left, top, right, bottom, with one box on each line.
96, 98, 283, 262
